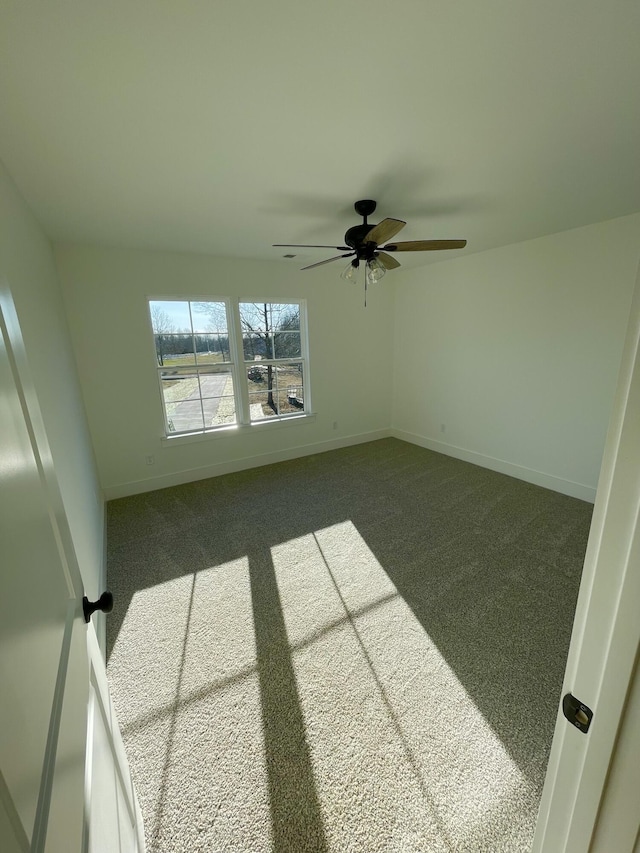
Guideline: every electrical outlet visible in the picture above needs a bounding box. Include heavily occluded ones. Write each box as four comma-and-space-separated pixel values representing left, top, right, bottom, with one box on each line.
146, 455, 155, 465
440, 423, 446, 433
333, 421, 338, 430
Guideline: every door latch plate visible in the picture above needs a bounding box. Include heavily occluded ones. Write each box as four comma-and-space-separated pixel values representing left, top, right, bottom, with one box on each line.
562, 693, 593, 733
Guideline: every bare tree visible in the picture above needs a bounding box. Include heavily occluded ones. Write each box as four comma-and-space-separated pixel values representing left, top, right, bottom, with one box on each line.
192, 301, 300, 415
241, 303, 275, 411
192, 302, 231, 361
150, 305, 175, 366
239, 303, 300, 413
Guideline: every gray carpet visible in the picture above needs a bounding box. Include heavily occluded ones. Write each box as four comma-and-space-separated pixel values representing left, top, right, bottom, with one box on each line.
106, 438, 592, 852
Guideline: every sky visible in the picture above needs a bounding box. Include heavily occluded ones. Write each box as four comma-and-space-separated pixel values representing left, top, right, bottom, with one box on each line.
149, 300, 300, 334
149, 300, 225, 333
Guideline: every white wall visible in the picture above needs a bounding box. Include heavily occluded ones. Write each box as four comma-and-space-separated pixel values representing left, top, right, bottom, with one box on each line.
54, 245, 394, 498
52, 215, 640, 505
392, 214, 640, 501
0, 158, 104, 596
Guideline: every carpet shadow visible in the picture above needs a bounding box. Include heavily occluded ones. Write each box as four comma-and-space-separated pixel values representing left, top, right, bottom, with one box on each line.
248, 547, 328, 853
150, 572, 198, 851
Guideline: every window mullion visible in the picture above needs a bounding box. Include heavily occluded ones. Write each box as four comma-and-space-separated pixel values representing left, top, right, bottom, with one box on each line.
196, 368, 206, 431
229, 298, 250, 425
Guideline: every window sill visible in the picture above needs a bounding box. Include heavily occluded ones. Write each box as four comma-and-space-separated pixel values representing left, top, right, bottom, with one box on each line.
160, 412, 316, 448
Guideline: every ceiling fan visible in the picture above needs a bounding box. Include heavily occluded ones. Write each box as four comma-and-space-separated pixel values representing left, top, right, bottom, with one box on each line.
274, 199, 467, 287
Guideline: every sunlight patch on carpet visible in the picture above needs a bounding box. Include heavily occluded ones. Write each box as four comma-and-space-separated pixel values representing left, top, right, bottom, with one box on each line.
270, 520, 534, 849
108, 558, 274, 851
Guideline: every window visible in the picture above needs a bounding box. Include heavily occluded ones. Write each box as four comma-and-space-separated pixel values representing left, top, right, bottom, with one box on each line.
149, 299, 309, 437
239, 301, 306, 423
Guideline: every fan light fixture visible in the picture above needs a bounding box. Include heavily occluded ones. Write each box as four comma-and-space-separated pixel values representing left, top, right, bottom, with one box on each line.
341, 256, 387, 285
340, 256, 386, 306
340, 259, 359, 282
366, 256, 387, 285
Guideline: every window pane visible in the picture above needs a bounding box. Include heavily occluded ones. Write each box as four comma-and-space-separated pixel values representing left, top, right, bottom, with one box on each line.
247, 363, 304, 421
243, 334, 267, 360
279, 362, 304, 382
161, 371, 200, 403
247, 362, 276, 420
161, 366, 236, 431
191, 302, 228, 334
154, 335, 171, 366
239, 302, 300, 335
156, 334, 196, 366
248, 390, 276, 421
239, 302, 266, 332
194, 334, 223, 363
200, 366, 236, 427
150, 301, 192, 332
165, 400, 205, 433
280, 362, 305, 414
198, 365, 234, 396
283, 378, 305, 410
162, 364, 204, 433
274, 387, 305, 413
273, 331, 301, 359
206, 398, 236, 426
272, 304, 300, 331
194, 334, 231, 363
246, 363, 267, 384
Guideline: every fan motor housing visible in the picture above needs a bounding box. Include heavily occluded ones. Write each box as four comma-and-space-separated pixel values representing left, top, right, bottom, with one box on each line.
344, 224, 377, 252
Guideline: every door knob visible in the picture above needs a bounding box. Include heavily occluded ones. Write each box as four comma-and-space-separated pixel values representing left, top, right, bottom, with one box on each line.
83, 591, 114, 623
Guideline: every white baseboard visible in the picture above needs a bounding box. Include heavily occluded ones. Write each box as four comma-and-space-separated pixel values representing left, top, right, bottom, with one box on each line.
103, 429, 392, 500
391, 428, 597, 503
103, 427, 597, 503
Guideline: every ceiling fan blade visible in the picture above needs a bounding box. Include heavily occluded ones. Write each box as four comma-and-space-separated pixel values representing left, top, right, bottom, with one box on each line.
300, 253, 354, 271
382, 239, 467, 252
377, 251, 401, 270
274, 244, 351, 250
364, 218, 406, 246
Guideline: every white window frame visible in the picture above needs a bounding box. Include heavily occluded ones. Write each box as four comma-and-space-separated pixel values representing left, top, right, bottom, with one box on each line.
147, 296, 312, 440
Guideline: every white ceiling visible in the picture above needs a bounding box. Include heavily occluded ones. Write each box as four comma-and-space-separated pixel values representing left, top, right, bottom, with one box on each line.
1, 0, 639, 272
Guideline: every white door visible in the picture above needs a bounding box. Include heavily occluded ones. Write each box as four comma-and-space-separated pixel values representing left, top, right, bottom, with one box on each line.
533, 257, 640, 852
0, 294, 144, 853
